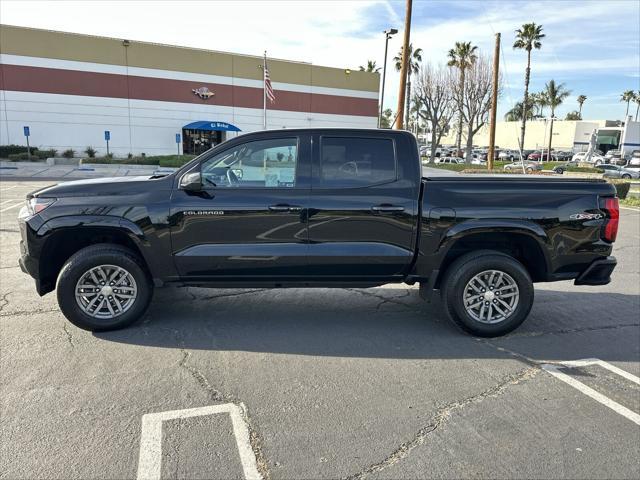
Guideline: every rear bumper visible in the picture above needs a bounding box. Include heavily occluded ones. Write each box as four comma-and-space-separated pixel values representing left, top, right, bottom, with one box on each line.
574, 256, 617, 286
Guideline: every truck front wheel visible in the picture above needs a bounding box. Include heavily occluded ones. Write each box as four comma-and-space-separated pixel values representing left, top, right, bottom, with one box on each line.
441, 251, 534, 337
56, 244, 153, 331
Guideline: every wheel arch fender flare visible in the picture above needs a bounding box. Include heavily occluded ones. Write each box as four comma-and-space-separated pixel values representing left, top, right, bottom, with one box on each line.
437, 219, 552, 280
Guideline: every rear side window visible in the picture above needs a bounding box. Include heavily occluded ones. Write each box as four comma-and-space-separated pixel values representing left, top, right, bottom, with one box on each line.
319, 136, 396, 187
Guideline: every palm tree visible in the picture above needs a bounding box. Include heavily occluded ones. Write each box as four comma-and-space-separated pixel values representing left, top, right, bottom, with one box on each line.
513, 23, 545, 151
446, 41, 478, 154
621, 90, 635, 120
634, 91, 640, 121
565, 111, 581, 120
394, 44, 423, 128
504, 101, 535, 121
359, 60, 381, 73
544, 80, 571, 161
577, 95, 587, 117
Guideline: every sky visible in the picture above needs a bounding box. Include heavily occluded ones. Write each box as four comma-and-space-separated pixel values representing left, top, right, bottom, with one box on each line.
1, 0, 639, 121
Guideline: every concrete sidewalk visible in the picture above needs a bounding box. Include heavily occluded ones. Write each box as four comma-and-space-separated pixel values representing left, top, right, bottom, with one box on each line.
0, 160, 177, 180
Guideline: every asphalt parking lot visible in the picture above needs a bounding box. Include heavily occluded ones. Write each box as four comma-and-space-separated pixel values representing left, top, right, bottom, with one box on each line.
1, 179, 639, 480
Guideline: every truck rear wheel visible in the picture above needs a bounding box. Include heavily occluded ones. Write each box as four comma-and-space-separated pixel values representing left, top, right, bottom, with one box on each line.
56, 244, 153, 331
441, 251, 534, 337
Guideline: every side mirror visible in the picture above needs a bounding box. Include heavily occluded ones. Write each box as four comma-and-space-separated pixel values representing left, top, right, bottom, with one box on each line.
231, 168, 243, 180
180, 171, 202, 191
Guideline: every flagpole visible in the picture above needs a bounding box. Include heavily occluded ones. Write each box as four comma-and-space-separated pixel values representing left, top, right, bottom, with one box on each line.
263, 51, 267, 130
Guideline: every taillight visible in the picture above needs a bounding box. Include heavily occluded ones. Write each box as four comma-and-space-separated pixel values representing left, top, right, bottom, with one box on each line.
600, 197, 619, 242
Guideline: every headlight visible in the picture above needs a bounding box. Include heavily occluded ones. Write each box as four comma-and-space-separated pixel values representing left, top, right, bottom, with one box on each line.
26, 197, 56, 216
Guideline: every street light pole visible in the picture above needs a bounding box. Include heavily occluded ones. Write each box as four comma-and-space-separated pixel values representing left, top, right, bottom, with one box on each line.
379, 28, 397, 128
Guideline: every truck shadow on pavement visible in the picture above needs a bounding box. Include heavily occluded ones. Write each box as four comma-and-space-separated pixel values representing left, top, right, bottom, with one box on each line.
95, 287, 640, 361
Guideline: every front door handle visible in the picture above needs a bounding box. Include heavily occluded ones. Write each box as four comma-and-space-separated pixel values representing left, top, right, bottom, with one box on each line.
269, 204, 302, 212
371, 205, 405, 213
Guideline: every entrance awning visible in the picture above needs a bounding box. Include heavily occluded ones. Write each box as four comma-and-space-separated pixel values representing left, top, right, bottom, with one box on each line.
183, 121, 241, 132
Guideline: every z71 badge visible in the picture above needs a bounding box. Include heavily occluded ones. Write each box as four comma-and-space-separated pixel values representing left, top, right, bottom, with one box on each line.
570, 213, 604, 220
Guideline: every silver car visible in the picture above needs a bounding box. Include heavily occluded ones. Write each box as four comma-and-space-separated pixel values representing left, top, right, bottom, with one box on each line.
601, 164, 640, 179
503, 160, 543, 173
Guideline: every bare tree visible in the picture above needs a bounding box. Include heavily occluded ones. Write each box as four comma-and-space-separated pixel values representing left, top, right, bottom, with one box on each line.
415, 64, 456, 162
459, 55, 498, 163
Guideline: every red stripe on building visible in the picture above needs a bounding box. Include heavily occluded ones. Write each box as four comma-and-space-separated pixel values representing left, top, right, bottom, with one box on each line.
0, 64, 378, 117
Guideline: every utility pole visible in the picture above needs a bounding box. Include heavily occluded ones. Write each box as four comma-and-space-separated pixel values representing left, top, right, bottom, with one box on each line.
487, 32, 500, 170
379, 28, 398, 128
393, 0, 412, 130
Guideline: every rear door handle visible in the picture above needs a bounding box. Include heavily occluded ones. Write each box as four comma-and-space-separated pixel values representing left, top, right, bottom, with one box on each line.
269, 204, 302, 212
371, 205, 405, 213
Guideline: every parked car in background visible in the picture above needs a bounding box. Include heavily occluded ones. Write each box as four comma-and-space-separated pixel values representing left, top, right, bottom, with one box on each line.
434, 157, 466, 165
552, 161, 579, 174
498, 149, 517, 161
601, 164, 640, 179
572, 151, 606, 165
503, 160, 543, 173
527, 150, 545, 161
551, 151, 573, 162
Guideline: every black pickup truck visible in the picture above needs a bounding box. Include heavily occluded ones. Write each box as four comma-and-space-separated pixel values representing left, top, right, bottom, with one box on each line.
18, 129, 619, 336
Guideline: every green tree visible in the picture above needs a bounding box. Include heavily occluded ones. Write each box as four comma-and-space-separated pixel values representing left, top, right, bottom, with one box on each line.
504, 101, 535, 121
577, 94, 587, 117
447, 41, 478, 153
394, 44, 423, 128
565, 111, 581, 120
543, 79, 571, 161
620, 90, 635, 120
513, 22, 545, 150
358, 60, 380, 73
634, 91, 640, 121
380, 108, 394, 128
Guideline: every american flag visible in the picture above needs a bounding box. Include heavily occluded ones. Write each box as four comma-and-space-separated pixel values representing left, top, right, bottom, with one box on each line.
264, 60, 276, 104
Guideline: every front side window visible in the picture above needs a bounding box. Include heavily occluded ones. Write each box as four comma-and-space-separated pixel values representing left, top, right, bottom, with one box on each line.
200, 137, 298, 188
319, 137, 396, 187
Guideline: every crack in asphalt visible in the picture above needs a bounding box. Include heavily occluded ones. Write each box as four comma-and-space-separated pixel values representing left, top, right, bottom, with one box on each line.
498, 322, 640, 339
0, 291, 11, 313
0, 307, 59, 317
188, 288, 270, 302
347, 288, 421, 311
178, 348, 271, 479
62, 322, 75, 349
343, 366, 540, 480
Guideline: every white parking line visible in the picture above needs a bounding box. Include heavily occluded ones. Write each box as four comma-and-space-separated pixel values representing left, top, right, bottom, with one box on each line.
0, 185, 18, 191
542, 359, 640, 426
0, 201, 23, 213
0, 199, 18, 206
137, 402, 261, 480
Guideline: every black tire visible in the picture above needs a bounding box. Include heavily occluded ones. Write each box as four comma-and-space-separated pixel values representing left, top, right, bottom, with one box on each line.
440, 250, 534, 337
622, 174, 631, 179
56, 244, 153, 331
555, 167, 564, 174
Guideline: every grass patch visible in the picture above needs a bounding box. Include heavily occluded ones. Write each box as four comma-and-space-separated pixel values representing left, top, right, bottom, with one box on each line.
620, 197, 640, 208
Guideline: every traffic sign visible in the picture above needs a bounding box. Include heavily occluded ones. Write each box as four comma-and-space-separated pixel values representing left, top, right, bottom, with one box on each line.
23, 126, 30, 137
175, 133, 181, 144
104, 130, 111, 141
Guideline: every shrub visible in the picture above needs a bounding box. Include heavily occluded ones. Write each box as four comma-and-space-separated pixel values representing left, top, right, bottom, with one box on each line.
37, 149, 57, 159
8, 153, 30, 161
608, 180, 631, 199
84, 146, 97, 158
0, 145, 37, 157
127, 153, 133, 159
62, 149, 75, 158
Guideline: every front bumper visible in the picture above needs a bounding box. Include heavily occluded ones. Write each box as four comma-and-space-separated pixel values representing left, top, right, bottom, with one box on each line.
574, 256, 617, 286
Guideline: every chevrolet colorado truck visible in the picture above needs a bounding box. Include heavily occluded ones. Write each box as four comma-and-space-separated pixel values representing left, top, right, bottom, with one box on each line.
18, 129, 619, 336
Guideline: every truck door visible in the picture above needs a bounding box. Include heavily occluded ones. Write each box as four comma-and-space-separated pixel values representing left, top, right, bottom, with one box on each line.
307, 132, 419, 279
169, 133, 311, 279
